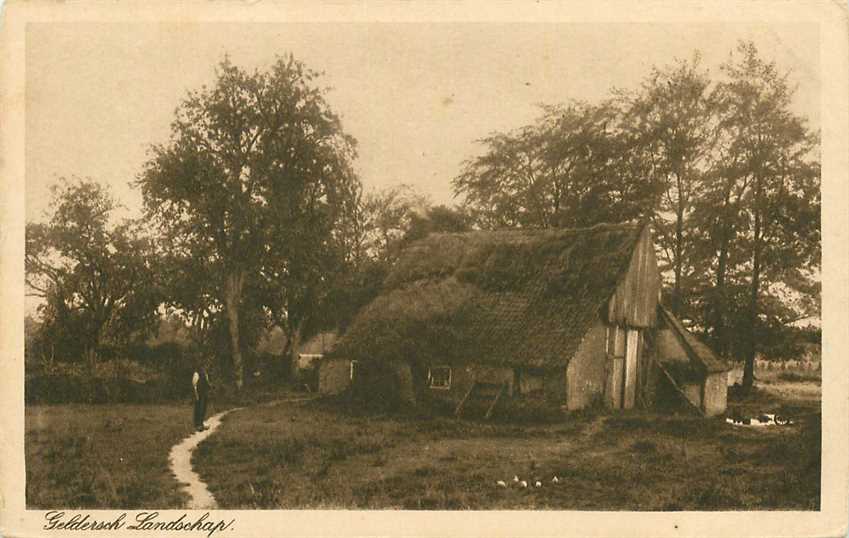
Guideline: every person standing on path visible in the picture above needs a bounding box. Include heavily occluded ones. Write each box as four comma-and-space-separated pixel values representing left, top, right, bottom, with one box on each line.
192, 360, 212, 432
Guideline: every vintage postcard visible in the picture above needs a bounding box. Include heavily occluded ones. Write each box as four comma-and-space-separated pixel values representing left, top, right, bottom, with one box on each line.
1, 1, 847, 537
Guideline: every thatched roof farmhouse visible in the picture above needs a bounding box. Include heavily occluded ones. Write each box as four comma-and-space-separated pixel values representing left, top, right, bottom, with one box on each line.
321, 223, 730, 417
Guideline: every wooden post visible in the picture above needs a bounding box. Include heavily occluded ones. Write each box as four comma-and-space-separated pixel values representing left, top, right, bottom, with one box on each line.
609, 358, 624, 409
623, 329, 639, 409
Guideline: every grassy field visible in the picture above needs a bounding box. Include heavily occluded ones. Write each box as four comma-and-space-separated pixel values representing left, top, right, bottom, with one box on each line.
24, 374, 820, 510
755, 369, 822, 406
25, 403, 196, 508
24, 383, 302, 508
195, 380, 821, 510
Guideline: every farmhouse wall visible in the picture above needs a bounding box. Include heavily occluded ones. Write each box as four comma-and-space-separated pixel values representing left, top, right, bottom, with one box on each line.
517, 369, 545, 395
566, 321, 607, 409
318, 358, 352, 395
703, 371, 728, 417
656, 328, 687, 361
426, 362, 515, 404
543, 369, 566, 404
301, 331, 338, 354
682, 382, 702, 409
392, 360, 417, 405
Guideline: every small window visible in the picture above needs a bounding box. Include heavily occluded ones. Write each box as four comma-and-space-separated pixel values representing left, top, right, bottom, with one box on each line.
428, 366, 452, 389
517, 368, 545, 396
350, 360, 358, 381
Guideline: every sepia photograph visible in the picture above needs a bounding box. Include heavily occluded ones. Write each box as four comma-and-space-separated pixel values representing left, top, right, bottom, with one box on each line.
2, 3, 848, 536
19, 19, 825, 511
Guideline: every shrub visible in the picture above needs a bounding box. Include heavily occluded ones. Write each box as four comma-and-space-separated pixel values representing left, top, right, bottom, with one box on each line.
24, 342, 194, 404
24, 375, 170, 404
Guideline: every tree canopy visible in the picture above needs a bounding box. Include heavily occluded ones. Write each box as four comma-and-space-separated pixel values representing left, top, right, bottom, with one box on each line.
25, 179, 160, 365
454, 101, 657, 230
137, 55, 361, 387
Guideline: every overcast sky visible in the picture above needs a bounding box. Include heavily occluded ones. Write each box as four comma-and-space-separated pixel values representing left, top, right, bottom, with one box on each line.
26, 22, 819, 222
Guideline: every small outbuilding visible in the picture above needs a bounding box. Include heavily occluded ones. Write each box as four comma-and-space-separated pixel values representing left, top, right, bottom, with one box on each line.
329, 223, 729, 417
296, 331, 338, 390
317, 356, 357, 395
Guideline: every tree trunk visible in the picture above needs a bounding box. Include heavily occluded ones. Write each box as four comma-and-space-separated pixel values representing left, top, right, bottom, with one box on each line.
672, 171, 685, 316
288, 320, 305, 383
85, 346, 98, 377
223, 271, 245, 390
673, 205, 684, 316
742, 211, 762, 393
85, 320, 105, 377
713, 221, 730, 358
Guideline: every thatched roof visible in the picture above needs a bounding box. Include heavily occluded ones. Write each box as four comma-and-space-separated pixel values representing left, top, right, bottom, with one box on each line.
333, 223, 647, 369
658, 306, 730, 374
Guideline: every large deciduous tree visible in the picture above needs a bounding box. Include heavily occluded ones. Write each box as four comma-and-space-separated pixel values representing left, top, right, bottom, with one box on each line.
138, 56, 361, 388
621, 54, 720, 316
709, 42, 820, 391
25, 179, 160, 367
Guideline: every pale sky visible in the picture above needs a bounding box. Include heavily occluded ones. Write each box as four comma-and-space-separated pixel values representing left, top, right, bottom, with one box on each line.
26, 22, 820, 222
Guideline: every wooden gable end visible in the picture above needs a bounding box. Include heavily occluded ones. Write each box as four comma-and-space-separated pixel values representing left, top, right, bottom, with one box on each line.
607, 225, 661, 329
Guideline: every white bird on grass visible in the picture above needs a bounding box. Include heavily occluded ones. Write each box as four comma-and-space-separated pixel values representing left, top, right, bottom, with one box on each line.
512, 475, 520, 483
519, 480, 528, 488
534, 481, 542, 488
551, 476, 560, 484
496, 480, 507, 488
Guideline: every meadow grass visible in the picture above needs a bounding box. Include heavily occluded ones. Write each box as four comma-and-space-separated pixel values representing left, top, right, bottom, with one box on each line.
25, 403, 195, 508
25, 378, 819, 510
25, 382, 299, 508
194, 385, 820, 510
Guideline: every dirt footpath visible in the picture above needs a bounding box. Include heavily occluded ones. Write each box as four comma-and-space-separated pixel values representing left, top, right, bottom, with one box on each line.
169, 409, 239, 509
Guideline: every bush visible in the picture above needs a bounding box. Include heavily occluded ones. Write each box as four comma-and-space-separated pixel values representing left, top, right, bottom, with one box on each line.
23, 339, 297, 405
24, 341, 195, 404
25, 375, 171, 404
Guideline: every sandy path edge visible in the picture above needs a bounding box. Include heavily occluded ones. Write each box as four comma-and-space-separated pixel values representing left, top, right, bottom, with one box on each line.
168, 407, 242, 509
168, 397, 317, 509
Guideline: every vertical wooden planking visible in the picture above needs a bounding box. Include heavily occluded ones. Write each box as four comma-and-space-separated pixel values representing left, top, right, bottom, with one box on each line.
633, 235, 644, 322
623, 329, 639, 408
608, 225, 660, 329
637, 232, 648, 322
613, 325, 625, 357
604, 325, 626, 409
609, 357, 624, 409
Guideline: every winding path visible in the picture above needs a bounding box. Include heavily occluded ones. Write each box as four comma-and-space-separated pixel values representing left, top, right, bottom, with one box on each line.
168, 397, 317, 509
169, 408, 242, 509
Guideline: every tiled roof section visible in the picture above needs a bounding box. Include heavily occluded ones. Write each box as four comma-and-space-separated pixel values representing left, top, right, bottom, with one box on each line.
658, 305, 730, 373
333, 223, 645, 369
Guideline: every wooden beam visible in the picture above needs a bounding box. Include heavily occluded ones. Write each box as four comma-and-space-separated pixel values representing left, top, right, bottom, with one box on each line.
484, 383, 506, 420
455, 381, 476, 417
658, 363, 705, 417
